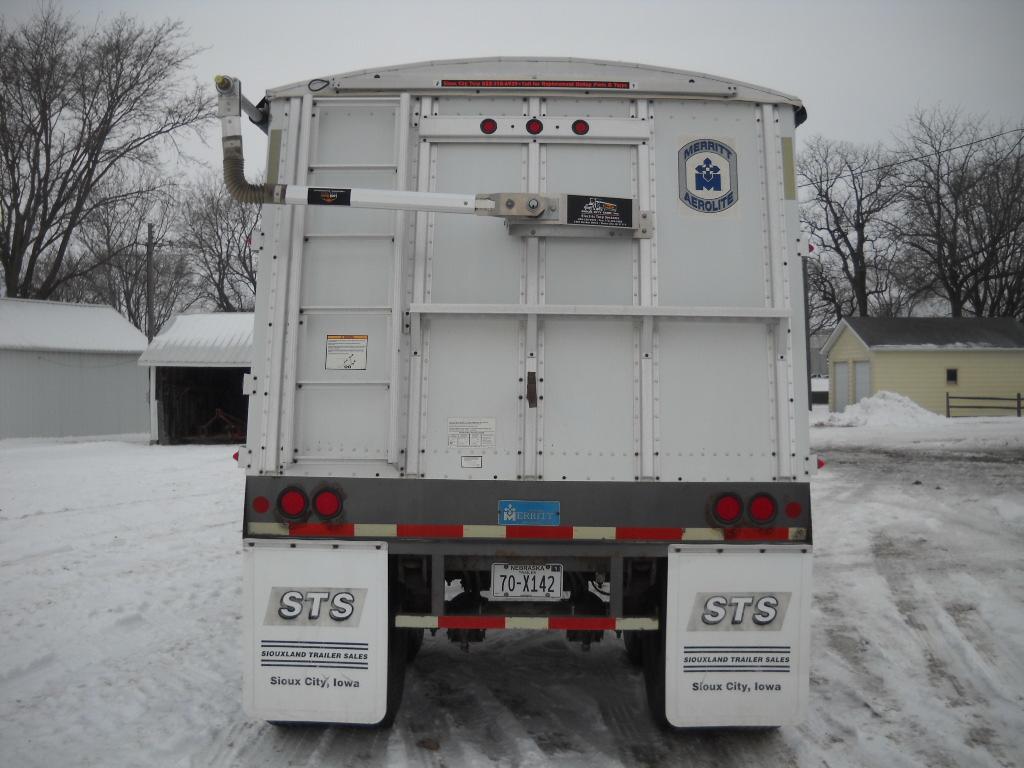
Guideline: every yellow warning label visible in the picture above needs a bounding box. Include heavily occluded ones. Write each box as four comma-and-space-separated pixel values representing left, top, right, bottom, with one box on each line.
326, 334, 368, 370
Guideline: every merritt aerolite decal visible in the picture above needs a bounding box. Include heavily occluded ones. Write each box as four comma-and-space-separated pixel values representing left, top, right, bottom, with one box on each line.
679, 139, 739, 213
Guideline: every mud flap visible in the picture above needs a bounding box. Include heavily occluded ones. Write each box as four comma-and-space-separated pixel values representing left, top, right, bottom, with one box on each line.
664, 545, 811, 727
242, 540, 389, 724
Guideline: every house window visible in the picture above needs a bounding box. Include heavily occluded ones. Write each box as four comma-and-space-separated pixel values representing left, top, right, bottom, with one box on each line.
946, 368, 958, 385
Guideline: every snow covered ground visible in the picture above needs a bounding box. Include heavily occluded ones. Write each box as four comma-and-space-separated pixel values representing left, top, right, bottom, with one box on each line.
2, 401, 1023, 767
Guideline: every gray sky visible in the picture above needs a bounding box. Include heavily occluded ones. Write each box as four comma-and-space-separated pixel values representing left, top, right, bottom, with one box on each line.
4, 0, 1023, 172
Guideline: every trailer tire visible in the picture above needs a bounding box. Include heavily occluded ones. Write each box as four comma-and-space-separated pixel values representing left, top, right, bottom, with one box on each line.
376, 599, 408, 728
623, 631, 644, 666
406, 628, 425, 662
642, 566, 669, 728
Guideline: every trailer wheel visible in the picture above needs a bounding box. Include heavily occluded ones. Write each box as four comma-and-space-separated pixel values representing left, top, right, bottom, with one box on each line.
623, 631, 643, 666
642, 567, 669, 728
406, 628, 425, 662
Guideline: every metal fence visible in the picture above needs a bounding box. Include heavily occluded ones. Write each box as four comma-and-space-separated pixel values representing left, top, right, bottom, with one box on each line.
946, 392, 1023, 418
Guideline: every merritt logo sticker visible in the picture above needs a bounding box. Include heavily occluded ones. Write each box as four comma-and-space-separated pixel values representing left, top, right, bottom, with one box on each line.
679, 139, 739, 213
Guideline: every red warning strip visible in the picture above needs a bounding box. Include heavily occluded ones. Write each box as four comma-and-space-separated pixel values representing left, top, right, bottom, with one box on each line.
440, 79, 631, 90
395, 615, 658, 631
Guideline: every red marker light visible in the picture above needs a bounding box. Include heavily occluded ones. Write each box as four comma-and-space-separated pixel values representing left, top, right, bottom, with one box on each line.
713, 494, 742, 525
526, 118, 543, 135
749, 494, 777, 524
232, 450, 239, 462
571, 119, 590, 135
817, 457, 826, 469
313, 489, 342, 519
480, 118, 497, 134
278, 488, 308, 519
252, 496, 270, 514
785, 501, 802, 519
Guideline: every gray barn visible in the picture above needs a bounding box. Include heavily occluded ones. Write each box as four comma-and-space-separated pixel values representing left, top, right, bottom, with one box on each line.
0, 298, 149, 439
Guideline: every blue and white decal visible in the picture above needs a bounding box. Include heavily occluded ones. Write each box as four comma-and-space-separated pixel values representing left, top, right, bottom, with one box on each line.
679, 139, 739, 213
498, 500, 561, 526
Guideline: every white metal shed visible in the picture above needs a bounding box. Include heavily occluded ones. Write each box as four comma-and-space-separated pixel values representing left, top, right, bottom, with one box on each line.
0, 298, 149, 439
139, 313, 254, 443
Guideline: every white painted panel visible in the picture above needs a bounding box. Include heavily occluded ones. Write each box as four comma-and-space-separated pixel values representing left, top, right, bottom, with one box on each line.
854, 361, 871, 403
296, 313, 391, 383
430, 144, 525, 304
652, 100, 769, 307
540, 319, 635, 480
543, 144, 635, 306
300, 238, 394, 308
657, 322, 774, 481
305, 169, 397, 236
314, 103, 397, 165
542, 98, 634, 118
833, 362, 849, 412
545, 144, 632, 198
421, 317, 521, 479
435, 96, 524, 116
294, 384, 390, 460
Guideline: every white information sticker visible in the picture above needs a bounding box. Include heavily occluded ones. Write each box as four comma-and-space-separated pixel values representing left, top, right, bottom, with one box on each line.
326, 334, 368, 370
447, 417, 496, 448
461, 456, 484, 469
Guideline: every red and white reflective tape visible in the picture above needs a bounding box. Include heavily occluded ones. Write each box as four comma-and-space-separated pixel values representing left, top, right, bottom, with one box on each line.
245, 521, 808, 542
394, 614, 659, 631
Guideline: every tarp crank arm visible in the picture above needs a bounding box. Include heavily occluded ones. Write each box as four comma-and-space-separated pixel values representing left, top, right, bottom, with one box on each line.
214, 75, 550, 218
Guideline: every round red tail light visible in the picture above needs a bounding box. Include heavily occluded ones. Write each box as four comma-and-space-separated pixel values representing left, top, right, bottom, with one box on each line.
480, 118, 497, 135
525, 118, 543, 135
750, 494, 777, 524
251, 496, 270, 514
713, 494, 742, 525
313, 489, 342, 519
278, 488, 308, 519
571, 119, 590, 135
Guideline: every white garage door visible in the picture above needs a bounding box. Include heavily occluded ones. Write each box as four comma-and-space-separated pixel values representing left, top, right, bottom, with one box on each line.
833, 362, 849, 412
854, 361, 871, 404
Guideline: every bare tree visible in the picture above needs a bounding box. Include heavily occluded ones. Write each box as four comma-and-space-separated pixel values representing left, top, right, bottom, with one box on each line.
0, 7, 210, 299
178, 172, 260, 312
68, 170, 197, 334
960, 128, 1024, 319
897, 108, 1024, 319
798, 136, 908, 320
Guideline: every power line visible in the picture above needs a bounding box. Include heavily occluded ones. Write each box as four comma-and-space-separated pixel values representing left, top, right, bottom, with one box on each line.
797, 127, 1024, 190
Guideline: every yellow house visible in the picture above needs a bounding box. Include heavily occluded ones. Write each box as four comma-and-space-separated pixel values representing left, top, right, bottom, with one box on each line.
821, 317, 1024, 416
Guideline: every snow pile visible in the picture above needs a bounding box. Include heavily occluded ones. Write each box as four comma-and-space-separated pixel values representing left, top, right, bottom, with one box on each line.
815, 391, 945, 428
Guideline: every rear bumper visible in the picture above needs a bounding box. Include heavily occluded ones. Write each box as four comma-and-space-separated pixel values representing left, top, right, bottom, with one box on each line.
243, 476, 812, 547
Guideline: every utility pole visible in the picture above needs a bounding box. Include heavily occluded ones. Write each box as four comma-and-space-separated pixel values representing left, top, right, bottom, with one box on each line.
146, 222, 155, 342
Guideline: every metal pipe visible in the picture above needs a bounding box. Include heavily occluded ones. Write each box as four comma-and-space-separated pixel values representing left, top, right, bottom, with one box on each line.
214, 75, 281, 205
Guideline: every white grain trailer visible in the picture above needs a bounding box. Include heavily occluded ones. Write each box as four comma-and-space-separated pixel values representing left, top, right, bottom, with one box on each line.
218, 58, 814, 729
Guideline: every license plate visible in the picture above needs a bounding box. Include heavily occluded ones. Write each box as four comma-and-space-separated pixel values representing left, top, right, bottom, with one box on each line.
490, 563, 563, 601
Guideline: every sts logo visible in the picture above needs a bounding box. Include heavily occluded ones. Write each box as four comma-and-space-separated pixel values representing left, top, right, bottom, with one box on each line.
687, 591, 791, 631
264, 587, 367, 626
678, 139, 739, 213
